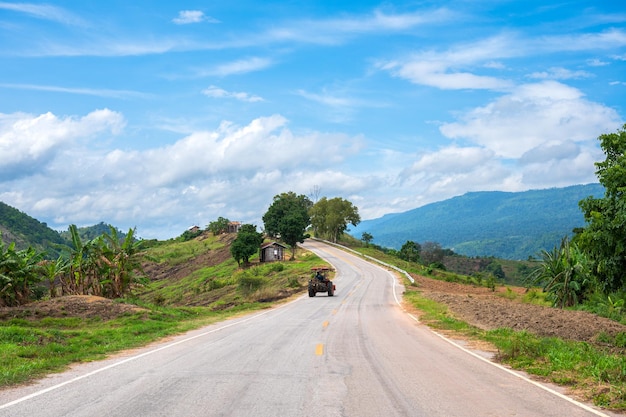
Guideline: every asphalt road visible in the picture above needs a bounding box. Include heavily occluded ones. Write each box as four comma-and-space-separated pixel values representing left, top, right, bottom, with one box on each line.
0, 240, 618, 417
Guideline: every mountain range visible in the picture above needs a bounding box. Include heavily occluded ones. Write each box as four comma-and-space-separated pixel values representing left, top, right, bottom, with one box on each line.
1, 183, 605, 261
349, 183, 604, 260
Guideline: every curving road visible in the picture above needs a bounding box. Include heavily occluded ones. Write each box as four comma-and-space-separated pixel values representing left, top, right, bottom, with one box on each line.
0, 240, 617, 417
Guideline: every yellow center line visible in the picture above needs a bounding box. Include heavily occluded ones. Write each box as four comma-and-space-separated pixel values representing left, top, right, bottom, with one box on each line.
322, 320, 329, 328
315, 343, 324, 356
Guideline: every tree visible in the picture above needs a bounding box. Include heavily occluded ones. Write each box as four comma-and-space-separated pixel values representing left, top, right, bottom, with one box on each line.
361, 232, 373, 247
530, 237, 590, 308
262, 192, 312, 259
207, 217, 230, 235
399, 240, 421, 263
577, 124, 626, 293
100, 226, 145, 298
421, 241, 445, 266
309, 197, 360, 243
230, 224, 264, 267
0, 241, 45, 306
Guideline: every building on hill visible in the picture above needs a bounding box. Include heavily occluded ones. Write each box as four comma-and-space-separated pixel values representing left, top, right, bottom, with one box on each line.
228, 221, 241, 233
260, 241, 287, 262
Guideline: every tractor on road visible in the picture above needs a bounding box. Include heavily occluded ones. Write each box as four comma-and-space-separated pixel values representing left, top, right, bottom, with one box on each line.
308, 267, 335, 297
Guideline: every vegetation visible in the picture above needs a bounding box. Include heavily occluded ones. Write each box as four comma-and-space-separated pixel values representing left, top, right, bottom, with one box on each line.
309, 196, 360, 243
529, 237, 591, 308
577, 124, 626, 294
207, 216, 230, 235
263, 192, 312, 259
230, 224, 264, 267
59, 221, 126, 243
0, 302, 262, 387
0, 201, 68, 259
0, 241, 45, 306
0, 224, 146, 306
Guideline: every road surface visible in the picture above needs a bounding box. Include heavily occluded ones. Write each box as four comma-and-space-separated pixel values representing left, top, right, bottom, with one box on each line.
0, 240, 617, 417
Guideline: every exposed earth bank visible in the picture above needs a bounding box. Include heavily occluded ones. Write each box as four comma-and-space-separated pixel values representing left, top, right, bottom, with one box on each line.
411, 274, 626, 345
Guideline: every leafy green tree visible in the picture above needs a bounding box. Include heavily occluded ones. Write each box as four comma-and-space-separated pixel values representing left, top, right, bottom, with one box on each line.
42, 256, 68, 298
208, 217, 230, 235
0, 241, 44, 306
399, 240, 421, 262
309, 197, 360, 243
577, 124, 626, 293
530, 237, 591, 308
101, 226, 145, 298
230, 224, 264, 267
262, 192, 312, 259
361, 232, 373, 247
485, 260, 505, 280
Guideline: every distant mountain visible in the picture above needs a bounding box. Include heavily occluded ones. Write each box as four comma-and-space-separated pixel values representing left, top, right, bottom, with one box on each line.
350, 183, 604, 260
58, 222, 127, 242
0, 201, 68, 258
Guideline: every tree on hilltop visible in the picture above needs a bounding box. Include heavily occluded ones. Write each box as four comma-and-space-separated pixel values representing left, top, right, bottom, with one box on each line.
262, 192, 312, 260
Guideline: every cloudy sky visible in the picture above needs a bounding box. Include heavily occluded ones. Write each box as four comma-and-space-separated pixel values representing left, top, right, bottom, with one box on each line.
0, 1, 624, 240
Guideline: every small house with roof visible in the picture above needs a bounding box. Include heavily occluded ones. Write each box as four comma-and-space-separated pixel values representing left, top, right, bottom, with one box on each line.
259, 241, 288, 262
228, 221, 241, 233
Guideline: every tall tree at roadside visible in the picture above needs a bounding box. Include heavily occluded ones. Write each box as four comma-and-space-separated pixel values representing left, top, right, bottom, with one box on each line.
310, 197, 360, 243
230, 224, 264, 267
262, 192, 312, 259
577, 124, 626, 293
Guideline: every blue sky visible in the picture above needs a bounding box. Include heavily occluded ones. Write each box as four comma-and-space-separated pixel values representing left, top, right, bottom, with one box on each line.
0, 1, 624, 240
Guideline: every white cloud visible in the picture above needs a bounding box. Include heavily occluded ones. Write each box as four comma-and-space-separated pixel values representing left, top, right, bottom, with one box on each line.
0, 112, 365, 237
439, 81, 622, 158
0, 83, 150, 99
202, 86, 263, 102
198, 57, 273, 77
0, 109, 124, 179
172, 10, 219, 25
377, 34, 517, 90
527, 67, 593, 80
0, 2, 87, 26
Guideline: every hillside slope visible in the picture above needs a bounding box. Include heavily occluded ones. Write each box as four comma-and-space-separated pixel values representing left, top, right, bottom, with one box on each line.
0, 201, 67, 258
351, 183, 604, 260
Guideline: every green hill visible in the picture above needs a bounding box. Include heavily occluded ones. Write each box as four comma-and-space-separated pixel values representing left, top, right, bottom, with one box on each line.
350, 183, 604, 260
0, 201, 68, 258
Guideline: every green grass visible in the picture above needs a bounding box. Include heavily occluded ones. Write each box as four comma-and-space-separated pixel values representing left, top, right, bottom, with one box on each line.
0, 303, 263, 387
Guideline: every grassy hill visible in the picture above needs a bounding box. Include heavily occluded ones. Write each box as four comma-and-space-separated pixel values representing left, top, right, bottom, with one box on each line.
138, 232, 327, 308
0, 201, 68, 258
350, 183, 604, 260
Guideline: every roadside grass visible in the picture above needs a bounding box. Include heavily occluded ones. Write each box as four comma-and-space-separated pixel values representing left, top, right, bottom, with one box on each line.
139, 246, 325, 307
0, 303, 262, 388
404, 289, 626, 411
0, 244, 327, 389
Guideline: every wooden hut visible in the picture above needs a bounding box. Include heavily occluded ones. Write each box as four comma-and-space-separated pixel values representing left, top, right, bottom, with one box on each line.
259, 241, 287, 262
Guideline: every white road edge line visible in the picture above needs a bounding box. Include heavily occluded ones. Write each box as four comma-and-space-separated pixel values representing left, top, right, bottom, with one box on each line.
311, 239, 613, 417
0, 298, 301, 411
387, 268, 612, 417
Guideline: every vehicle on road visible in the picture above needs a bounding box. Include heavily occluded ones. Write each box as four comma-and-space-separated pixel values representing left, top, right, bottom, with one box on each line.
308, 267, 335, 297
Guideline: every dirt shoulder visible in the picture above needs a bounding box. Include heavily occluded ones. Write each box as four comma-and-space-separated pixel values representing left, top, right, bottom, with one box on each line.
411, 274, 626, 344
